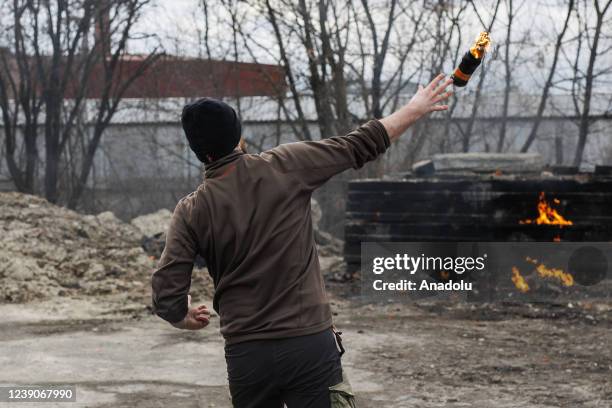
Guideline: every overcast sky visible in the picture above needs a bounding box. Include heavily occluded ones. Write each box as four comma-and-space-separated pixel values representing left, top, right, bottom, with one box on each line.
132, 0, 611, 94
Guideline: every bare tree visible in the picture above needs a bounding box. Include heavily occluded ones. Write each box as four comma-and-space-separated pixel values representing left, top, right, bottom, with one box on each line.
571, 0, 612, 166
150, 0, 612, 176
69, 1, 161, 208
0, 0, 160, 206
520, 0, 575, 153
349, 0, 430, 121
263, 0, 313, 140
0, 1, 45, 194
400, 0, 470, 168
496, 0, 518, 152
358, 0, 397, 119
295, 0, 339, 137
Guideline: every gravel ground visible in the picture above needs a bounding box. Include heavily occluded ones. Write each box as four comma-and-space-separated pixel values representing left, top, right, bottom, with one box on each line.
0, 290, 610, 408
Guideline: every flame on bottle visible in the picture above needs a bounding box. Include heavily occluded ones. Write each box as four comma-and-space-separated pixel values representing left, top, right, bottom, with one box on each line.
469, 32, 491, 59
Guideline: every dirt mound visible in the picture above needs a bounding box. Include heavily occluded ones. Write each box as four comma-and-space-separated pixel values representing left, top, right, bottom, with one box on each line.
131, 208, 173, 260
131, 209, 172, 238
0, 192, 341, 306
0, 192, 156, 303
0, 193, 216, 305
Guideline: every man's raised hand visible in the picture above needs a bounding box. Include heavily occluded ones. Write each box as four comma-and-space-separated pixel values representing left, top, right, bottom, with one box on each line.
409, 74, 454, 116
380, 73, 454, 142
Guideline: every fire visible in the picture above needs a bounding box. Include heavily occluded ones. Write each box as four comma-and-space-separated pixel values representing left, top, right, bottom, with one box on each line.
526, 257, 574, 287
520, 192, 573, 227
470, 32, 491, 59
511, 257, 575, 293
511, 266, 530, 292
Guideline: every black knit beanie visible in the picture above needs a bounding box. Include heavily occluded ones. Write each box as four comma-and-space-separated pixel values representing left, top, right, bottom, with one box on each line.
181, 98, 242, 163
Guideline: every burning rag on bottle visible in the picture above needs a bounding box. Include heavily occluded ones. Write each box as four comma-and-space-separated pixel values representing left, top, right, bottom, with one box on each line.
451, 32, 492, 87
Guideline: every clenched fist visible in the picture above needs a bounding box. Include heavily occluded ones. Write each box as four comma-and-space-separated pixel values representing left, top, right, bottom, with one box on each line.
172, 295, 211, 330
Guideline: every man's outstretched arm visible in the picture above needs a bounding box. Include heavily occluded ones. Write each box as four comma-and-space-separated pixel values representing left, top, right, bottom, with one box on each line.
261, 74, 453, 190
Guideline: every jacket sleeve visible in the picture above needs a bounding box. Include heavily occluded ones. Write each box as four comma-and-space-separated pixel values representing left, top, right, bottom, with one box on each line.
260, 119, 390, 191
151, 200, 197, 324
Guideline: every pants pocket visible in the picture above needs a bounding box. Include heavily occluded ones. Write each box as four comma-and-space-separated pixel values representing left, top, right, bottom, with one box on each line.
329, 369, 356, 408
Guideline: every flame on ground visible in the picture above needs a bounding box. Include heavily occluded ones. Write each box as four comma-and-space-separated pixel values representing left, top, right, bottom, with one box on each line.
511, 266, 530, 292
526, 257, 574, 287
520, 192, 573, 227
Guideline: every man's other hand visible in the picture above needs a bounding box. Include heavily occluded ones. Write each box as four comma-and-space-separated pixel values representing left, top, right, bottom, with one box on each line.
172, 295, 211, 330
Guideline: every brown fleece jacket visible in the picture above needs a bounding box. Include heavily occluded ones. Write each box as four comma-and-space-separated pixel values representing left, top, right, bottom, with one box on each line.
152, 119, 390, 344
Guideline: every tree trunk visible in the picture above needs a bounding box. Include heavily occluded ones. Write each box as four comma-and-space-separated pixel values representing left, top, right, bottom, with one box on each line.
572, 0, 609, 166
521, 0, 574, 153
497, 0, 513, 152
298, 0, 335, 138
461, 0, 501, 152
